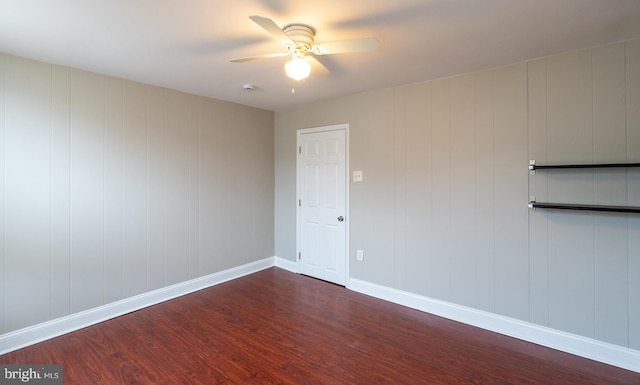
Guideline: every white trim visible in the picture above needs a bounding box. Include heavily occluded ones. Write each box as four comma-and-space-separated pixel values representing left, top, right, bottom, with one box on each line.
274, 256, 297, 273
347, 278, 640, 373
0, 257, 273, 355
344, 126, 350, 284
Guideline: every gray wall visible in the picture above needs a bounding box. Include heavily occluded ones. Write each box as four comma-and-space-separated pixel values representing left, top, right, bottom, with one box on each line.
0, 53, 274, 334
275, 39, 640, 350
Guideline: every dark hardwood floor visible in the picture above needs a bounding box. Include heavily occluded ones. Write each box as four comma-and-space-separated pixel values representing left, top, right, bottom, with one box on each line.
1, 267, 638, 384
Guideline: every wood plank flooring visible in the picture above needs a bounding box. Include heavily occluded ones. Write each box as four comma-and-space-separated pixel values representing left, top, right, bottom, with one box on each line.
1, 267, 638, 384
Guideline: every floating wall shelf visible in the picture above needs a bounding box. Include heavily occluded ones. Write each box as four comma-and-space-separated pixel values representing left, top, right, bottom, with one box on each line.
530, 162, 640, 171
528, 160, 640, 214
528, 202, 640, 214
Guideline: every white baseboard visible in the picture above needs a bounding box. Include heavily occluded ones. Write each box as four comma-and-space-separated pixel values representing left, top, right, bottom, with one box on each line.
274, 256, 297, 272
348, 278, 640, 373
3, 258, 638, 374
0, 257, 273, 355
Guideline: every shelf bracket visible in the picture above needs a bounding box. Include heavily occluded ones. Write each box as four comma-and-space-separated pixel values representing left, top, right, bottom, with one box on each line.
529, 160, 536, 175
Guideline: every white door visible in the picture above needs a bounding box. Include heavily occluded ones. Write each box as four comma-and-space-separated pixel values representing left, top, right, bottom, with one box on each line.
297, 125, 348, 286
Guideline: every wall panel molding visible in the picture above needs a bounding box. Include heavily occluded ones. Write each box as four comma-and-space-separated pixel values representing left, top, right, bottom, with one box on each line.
0, 53, 274, 335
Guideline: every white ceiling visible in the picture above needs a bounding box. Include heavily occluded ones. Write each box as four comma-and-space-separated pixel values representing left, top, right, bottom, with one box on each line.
1, 0, 640, 112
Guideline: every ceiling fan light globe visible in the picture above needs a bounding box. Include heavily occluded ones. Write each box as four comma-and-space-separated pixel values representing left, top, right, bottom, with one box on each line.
285, 57, 311, 80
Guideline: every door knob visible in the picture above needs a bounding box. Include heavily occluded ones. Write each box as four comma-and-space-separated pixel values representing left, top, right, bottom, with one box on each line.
337, 216, 344, 222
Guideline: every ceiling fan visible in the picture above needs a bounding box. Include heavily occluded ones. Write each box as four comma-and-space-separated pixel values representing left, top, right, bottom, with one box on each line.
231, 15, 379, 81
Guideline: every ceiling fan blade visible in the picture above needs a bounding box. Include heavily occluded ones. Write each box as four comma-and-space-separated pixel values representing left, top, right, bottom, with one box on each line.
305, 56, 330, 76
312, 36, 379, 55
249, 15, 294, 45
231, 52, 289, 63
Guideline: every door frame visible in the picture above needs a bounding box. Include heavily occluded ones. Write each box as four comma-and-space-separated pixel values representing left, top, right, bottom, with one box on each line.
296, 123, 350, 285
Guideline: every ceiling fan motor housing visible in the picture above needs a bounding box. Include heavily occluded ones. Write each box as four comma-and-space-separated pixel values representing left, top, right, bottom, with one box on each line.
283, 25, 315, 51
230, 16, 378, 78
